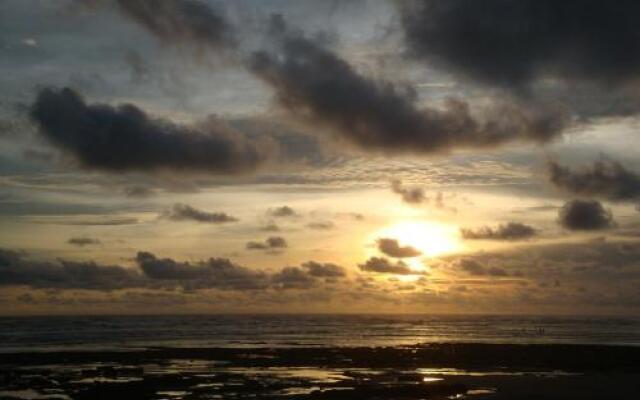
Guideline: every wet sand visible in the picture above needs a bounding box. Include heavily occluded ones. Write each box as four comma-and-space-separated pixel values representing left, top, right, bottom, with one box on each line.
1, 343, 639, 399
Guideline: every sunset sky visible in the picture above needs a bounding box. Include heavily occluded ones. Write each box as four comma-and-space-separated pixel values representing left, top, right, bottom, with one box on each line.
1, 0, 640, 315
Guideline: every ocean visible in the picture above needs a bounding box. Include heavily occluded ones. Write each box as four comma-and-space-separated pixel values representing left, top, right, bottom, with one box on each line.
2, 314, 640, 352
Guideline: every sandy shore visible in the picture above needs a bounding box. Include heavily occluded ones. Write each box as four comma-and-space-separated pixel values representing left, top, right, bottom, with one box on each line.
1, 343, 639, 399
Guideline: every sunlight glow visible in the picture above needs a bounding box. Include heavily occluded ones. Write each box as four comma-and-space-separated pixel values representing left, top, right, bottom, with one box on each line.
375, 221, 462, 259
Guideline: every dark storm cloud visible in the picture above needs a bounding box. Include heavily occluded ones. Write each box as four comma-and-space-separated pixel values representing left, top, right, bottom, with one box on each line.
268, 206, 297, 218
162, 203, 238, 224
358, 257, 422, 275
301, 261, 346, 278
399, 0, 640, 90
135, 251, 268, 290
0, 248, 141, 290
22, 149, 54, 164
30, 88, 267, 174
229, 117, 335, 168
246, 236, 288, 250
107, 1, 570, 153
67, 237, 101, 247
377, 238, 421, 258
250, 21, 569, 154
391, 179, 426, 204
461, 222, 537, 241
558, 200, 614, 231
115, 0, 233, 49
548, 160, 640, 201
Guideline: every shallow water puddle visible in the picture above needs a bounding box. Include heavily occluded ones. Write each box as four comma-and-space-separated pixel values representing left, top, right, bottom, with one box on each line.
0, 389, 71, 400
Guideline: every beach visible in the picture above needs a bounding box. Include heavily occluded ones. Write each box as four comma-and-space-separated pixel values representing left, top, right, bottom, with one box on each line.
2, 315, 639, 399
2, 342, 639, 399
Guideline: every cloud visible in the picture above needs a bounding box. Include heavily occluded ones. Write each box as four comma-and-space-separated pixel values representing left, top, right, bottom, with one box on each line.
246, 236, 288, 250
377, 238, 421, 258
0, 249, 338, 293
548, 160, 640, 201
30, 87, 267, 174
457, 259, 508, 277
301, 261, 346, 278
461, 222, 537, 241
44, 217, 139, 226
268, 206, 297, 217
115, 0, 233, 49
0, 249, 141, 290
271, 266, 316, 289
437, 238, 640, 306
399, 0, 640, 118
67, 237, 101, 247
259, 221, 280, 232
262, 260, 347, 289
109, 2, 569, 153
391, 179, 426, 204
399, 0, 640, 89
135, 251, 268, 290
162, 203, 238, 224
249, 20, 568, 155
358, 257, 422, 275
307, 221, 334, 230
122, 185, 156, 198
558, 200, 614, 230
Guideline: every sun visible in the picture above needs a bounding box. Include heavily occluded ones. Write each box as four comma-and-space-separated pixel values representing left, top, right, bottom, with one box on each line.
374, 220, 461, 259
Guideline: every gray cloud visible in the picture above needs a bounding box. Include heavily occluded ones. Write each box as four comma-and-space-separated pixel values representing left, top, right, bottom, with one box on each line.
399, 0, 640, 118
399, 0, 640, 89
358, 257, 422, 275
115, 0, 233, 49
162, 203, 238, 224
104, 2, 570, 154
307, 221, 334, 230
436, 238, 640, 309
461, 222, 537, 241
246, 236, 288, 250
558, 200, 614, 231
0, 248, 141, 290
301, 261, 346, 278
271, 266, 316, 289
457, 259, 508, 277
377, 238, 421, 258
391, 179, 426, 204
548, 160, 640, 201
270, 260, 347, 289
268, 206, 297, 218
47, 217, 139, 226
67, 237, 101, 247
122, 185, 156, 198
0, 247, 347, 292
250, 20, 569, 154
135, 251, 268, 290
259, 221, 280, 232
30, 88, 267, 174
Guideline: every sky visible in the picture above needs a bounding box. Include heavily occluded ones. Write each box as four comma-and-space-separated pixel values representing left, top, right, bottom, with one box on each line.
1, 0, 640, 315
